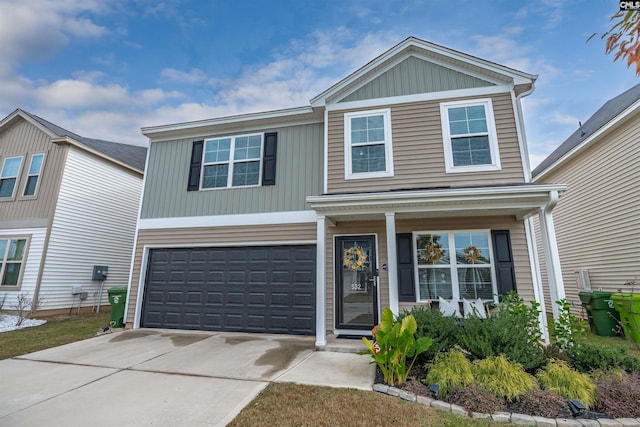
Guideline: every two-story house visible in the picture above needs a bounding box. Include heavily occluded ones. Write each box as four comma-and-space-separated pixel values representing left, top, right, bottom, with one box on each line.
125, 37, 566, 347
0, 109, 146, 314
533, 84, 640, 314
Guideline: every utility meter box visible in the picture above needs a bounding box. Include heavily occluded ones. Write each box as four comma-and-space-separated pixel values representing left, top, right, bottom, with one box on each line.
92, 265, 108, 281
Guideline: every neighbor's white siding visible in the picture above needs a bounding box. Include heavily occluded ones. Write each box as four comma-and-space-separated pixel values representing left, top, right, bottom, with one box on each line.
40, 148, 142, 310
0, 227, 47, 310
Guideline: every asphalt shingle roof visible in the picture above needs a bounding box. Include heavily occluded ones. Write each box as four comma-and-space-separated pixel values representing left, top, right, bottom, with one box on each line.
532, 83, 640, 178
20, 110, 147, 172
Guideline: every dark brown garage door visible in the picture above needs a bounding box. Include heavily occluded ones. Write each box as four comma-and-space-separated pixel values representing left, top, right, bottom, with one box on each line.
141, 245, 316, 334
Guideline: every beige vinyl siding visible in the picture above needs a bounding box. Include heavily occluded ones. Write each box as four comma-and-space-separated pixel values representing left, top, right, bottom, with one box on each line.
534, 113, 640, 315
325, 216, 533, 334
327, 92, 525, 193
0, 119, 67, 226
40, 148, 142, 310
140, 123, 323, 219
0, 227, 47, 307
126, 222, 317, 322
339, 56, 494, 103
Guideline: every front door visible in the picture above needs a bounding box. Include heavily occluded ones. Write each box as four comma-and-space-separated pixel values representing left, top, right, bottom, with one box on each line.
335, 235, 378, 330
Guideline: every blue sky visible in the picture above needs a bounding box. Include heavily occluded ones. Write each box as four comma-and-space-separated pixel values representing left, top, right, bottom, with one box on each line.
1, 0, 637, 167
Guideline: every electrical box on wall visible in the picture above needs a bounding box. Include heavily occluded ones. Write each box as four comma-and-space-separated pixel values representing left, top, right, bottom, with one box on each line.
92, 265, 108, 281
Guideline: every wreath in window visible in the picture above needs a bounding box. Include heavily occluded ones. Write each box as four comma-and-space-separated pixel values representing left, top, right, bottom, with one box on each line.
463, 245, 481, 263
418, 236, 444, 264
343, 245, 369, 271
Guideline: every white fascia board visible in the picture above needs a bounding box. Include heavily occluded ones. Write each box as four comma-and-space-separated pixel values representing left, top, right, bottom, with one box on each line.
51, 137, 144, 175
326, 85, 512, 112
533, 99, 640, 181
307, 184, 566, 206
138, 210, 317, 230
311, 37, 535, 107
141, 106, 315, 139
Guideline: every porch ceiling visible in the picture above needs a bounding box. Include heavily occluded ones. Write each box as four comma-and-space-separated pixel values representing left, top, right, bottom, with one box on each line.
306, 184, 566, 223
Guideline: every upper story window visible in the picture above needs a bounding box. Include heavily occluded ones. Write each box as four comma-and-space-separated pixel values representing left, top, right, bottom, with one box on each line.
415, 230, 496, 302
440, 99, 501, 173
0, 156, 23, 199
344, 108, 394, 180
23, 153, 45, 197
201, 134, 263, 189
0, 238, 27, 288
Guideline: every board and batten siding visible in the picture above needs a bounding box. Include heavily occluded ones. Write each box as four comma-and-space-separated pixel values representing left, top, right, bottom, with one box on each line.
126, 222, 317, 323
0, 119, 67, 227
140, 123, 323, 219
327, 92, 526, 194
325, 216, 533, 334
0, 227, 46, 308
534, 113, 640, 315
39, 147, 142, 310
339, 56, 495, 103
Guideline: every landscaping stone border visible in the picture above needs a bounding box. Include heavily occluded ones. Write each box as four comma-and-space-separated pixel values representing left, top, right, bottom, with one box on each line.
372, 384, 640, 426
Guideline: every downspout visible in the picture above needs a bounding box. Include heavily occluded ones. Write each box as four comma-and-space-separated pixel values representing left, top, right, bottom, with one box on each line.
515, 81, 536, 183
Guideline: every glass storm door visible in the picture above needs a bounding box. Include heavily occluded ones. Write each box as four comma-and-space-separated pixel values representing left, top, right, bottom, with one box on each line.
336, 235, 378, 330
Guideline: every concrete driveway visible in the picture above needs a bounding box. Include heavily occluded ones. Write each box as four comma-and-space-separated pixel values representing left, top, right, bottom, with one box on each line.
0, 329, 374, 426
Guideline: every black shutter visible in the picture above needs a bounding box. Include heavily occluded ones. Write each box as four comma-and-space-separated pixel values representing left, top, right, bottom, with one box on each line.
491, 230, 517, 295
396, 233, 416, 302
262, 132, 277, 186
187, 140, 204, 191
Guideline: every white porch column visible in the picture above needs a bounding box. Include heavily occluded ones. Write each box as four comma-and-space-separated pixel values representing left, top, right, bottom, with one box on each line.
538, 191, 565, 320
525, 217, 550, 344
385, 212, 399, 315
315, 215, 327, 348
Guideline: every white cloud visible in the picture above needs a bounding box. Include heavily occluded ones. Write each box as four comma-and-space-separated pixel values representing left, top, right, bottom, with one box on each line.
551, 114, 580, 126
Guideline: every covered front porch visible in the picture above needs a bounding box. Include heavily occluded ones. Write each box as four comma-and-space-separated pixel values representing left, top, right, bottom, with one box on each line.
307, 184, 567, 348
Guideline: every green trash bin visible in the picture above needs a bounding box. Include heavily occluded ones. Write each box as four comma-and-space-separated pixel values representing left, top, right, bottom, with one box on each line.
612, 293, 640, 344
579, 290, 620, 337
108, 287, 128, 328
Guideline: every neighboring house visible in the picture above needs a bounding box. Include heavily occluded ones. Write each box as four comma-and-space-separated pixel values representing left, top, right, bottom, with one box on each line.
126, 37, 566, 347
0, 109, 146, 314
532, 84, 640, 314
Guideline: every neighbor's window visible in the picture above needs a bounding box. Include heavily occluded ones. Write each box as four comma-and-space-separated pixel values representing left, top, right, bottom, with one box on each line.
415, 231, 495, 301
344, 109, 394, 179
0, 238, 27, 287
201, 134, 263, 189
440, 99, 500, 173
23, 153, 45, 197
0, 156, 23, 199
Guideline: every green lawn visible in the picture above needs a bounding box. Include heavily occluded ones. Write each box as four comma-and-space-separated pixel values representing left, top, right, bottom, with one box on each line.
0, 313, 110, 360
229, 382, 503, 427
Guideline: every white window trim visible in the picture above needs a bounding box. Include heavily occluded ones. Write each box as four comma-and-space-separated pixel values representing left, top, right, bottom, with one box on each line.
0, 155, 24, 200
413, 229, 498, 303
344, 108, 394, 180
21, 152, 46, 198
440, 98, 501, 173
0, 236, 30, 290
200, 133, 264, 190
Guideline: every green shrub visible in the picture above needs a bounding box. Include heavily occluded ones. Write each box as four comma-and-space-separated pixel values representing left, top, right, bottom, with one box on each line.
542, 343, 571, 364
551, 299, 586, 349
448, 384, 504, 415
457, 293, 545, 371
593, 370, 640, 418
537, 360, 596, 408
425, 349, 474, 398
567, 342, 640, 373
472, 355, 537, 401
507, 388, 572, 418
401, 306, 458, 364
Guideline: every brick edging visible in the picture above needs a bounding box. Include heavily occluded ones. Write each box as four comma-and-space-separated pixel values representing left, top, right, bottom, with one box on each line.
372, 384, 640, 426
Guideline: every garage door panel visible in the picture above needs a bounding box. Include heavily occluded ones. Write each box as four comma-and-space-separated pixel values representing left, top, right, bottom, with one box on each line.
141, 245, 316, 334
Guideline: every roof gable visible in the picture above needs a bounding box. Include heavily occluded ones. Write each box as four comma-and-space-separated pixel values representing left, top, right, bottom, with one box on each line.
532, 83, 640, 179
337, 55, 496, 103
311, 36, 536, 107
0, 109, 147, 173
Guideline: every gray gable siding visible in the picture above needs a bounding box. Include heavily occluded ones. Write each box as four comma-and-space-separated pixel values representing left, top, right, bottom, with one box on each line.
140, 122, 323, 218
338, 56, 495, 103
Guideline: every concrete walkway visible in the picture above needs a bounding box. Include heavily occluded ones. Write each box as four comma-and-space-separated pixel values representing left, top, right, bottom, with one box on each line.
0, 329, 375, 426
